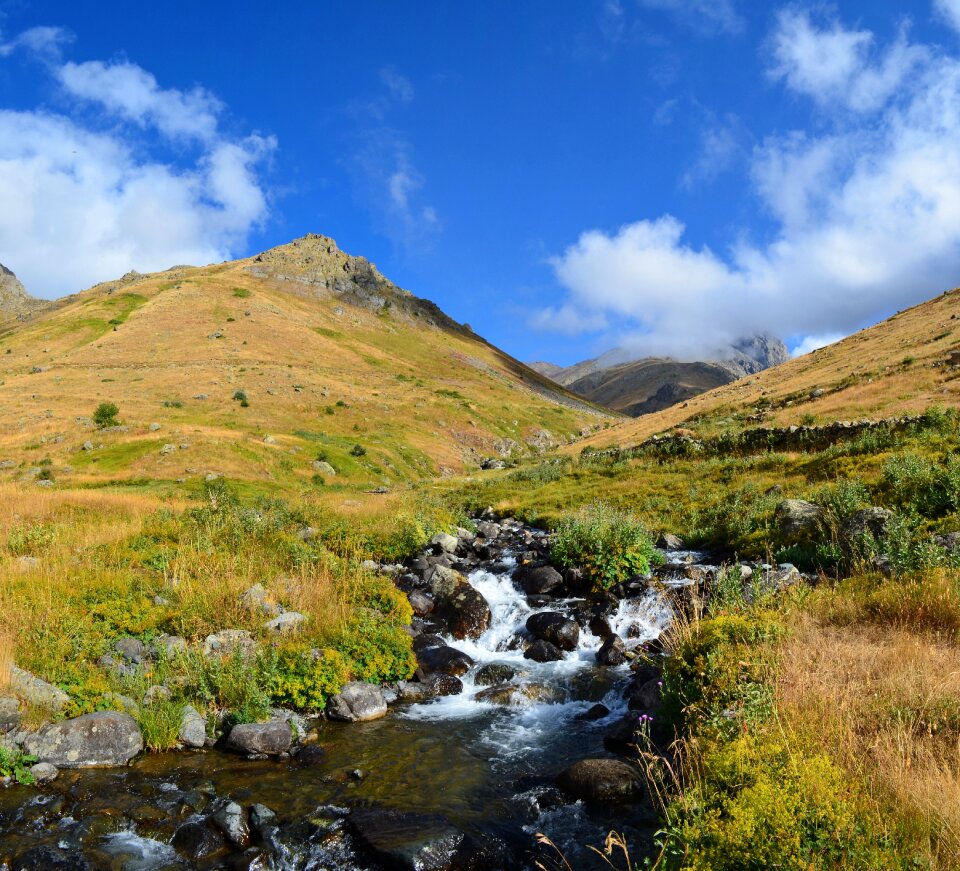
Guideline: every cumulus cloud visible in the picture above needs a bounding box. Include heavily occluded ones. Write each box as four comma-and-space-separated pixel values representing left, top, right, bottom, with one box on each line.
0, 26, 71, 59
0, 31, 274, 297
638, 0, 743, 36
537, 6, 960, 358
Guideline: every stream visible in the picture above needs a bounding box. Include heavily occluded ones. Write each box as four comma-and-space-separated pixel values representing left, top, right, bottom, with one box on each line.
0, 520, 708, 871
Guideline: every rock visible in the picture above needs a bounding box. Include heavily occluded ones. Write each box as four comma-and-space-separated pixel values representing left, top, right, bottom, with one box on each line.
171, 820, 226, 861
114, 636, 147, 665
761, 564, 803, 592
148, 422, 161, 431
476, 684, 517, 705
656, 533, 685, 549
313, 460, 337, 476
226, 720, 293, 755
526, 612, 580, 651
775, 499, 823, 542
295, 744, 327, 766
250, 802, 277, 834
151, 633, 187, 658
297, 526, 319, 541
24, 711, 143, 767
428, 570, 492, 641
11, 845, 91, 870
557, 758, 647, 803
474, 663, 517, 686
420, 673, 464, 697
264, 611, 307, 634
0, 696, 20, 733
408, 590, 434, 616
589, 614, 613, 638
417, 646, 474, 677
179, 705, 206, 749
8, 666, 70, 713
29, 761, 58, 783
349, 807, 496, 871
430, 565, 467, 598
16, 555, 38, 572
515, 564, 563, 595
211, 800, 251, 848
596, 634, 627, 666
98, 653, 135, 678
326, 682, 388, 722
628, 677, 662, 712
524, 640, 564, 662
240, 583, 281, 616
143, 685, 171, 705
430, 532, 459, 554
81, 440, 95, 451
160, 443, 176, 454
476, 520, 501, 539
843, 507, 894, 542
576, 703, 610, 721
934, 531, 960, 555
413, 633, 447, 653
202, 629, 256, 658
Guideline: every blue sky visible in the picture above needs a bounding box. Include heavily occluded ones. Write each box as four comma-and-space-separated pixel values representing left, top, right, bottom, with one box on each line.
2, 1, 960, 365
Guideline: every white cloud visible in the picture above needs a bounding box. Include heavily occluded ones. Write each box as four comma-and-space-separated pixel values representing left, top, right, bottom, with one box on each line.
681, 114, 745, 189
0, 33, 274, 297
538, 10, 960, 361
791, 332, 845, 357
935, 0, 960, 34
379, 66, 414, 103
638, 0, 743, 36
0, 26, 70, 59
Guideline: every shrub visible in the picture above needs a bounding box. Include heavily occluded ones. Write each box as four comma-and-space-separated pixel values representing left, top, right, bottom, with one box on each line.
331, 613, 416, 684
350, 444, 367, 457
232, 390, 248, 402
551, 502, 660, 591
136, 698, 185, 752
93, 402, 120, 428
7, 522, 56, 556
178, 650, 273, 726
232, 287, 251, 298
269, 644, 349, 711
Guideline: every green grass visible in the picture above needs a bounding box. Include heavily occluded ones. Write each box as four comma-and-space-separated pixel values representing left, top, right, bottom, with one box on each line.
71, 439, 166, 472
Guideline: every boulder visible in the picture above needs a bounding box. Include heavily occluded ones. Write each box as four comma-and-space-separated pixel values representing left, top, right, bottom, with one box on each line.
171, 820, 226, 861
225, 720, 293, 755
575, 703, 610, 721
842, 507, 894, 543
524, 640, 564, 663
114, 636, 148, 665
29, 761, 58, 783
760, 564, 803, 592
656, 533, 685, 550
24, 711, 143, 767
430, 532, 459, 554
934, 531, 960, 555
627, 677, 662, 712
556, 758, 647, 803
474, 663, 517, 686
179, 705, 207, 749
0, 696, 21, 733
774, 500, 823, 542
596, 634, 627, 666
11, 845, 91, 870
211, 800, 251, 848
417, 646, 474, 677
526, 612, 580, 651
515, 564, 564, 595
264, 611, 307, 634
9, 666, 70, 713
408, 590, 434, 616
151, 634, 187, 658
202, 629, 256, 659
476, 684, 517, 705
429, 565, 467, 599
313, 460, 337, 476
476, 521, 501, 539
326, 682, 388, 722
438, 584, 491, 641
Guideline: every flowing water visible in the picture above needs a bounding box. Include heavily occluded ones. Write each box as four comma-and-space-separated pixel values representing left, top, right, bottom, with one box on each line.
0, 538, 684, 871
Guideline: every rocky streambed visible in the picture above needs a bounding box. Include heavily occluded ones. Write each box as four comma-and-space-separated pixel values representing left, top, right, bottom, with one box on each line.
0, 518, 806, 870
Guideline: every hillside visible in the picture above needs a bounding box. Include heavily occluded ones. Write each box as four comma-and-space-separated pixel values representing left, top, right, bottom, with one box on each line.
531, 334, 788, 417
0, 265, 44, 320
0, 234, 611, 499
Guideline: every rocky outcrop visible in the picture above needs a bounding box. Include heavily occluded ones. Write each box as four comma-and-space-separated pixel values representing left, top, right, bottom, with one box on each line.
24, 711, 143, 767
0, 264, 43, 320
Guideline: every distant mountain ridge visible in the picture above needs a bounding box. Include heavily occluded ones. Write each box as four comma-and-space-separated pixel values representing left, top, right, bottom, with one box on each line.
529, 334, 789, 416
0, 264, 44, 320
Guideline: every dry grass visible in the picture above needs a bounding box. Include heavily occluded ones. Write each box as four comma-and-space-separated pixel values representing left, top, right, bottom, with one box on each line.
778, 612, 960, 866
0, 630, 13, 692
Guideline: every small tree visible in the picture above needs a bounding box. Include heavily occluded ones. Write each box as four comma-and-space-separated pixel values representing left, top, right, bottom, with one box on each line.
93, 402, 119, 428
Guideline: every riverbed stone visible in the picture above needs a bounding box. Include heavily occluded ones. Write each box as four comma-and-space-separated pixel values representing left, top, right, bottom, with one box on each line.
408, 590, 434, 616
438, 583, 491, 641
416, 645, 474, 677
29, 761, 58, 783
476, 684, 517, 705
474, 663, 517, 686
596, 633, 627, 666
557, 758, 647, 803
171, 820, 226, 861
211, 800, 251, 848
515, 564, 564, 595
9, 666, 70, 713
24, 711, 143, 767
326, 682, 388, 722
430, 532, 459, 554
179, 705, 206, 748
421, 673, 464, 697
226, 720, 293, 755
11, 845, 91, 870
526, 612, 580, 651
524, 639, 564, 662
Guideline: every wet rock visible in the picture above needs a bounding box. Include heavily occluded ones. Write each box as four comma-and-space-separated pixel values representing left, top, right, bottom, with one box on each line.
417, 646, 474, 677
575, 703, 610, 721
9, 666, 71, 713
514, 564, 563, 595
524, 640, 564, 662
628, 677, 662, 712
557, 758, 647, 803
295, 743, 327, 766
11, 845, 91, 870
476, 684, 517, 705
264, 611, 307, 634
420, 673, 464, 697
775, 499, 823, 543
25, 711, 143, 767
474, 663, 517, 686
226, 720, 293, 755
596, 634, 627, 666
171, 820, 226, 860
29, 761, 58, 783
327, 682, 388, 722
413, 633, 447, 653
439, 584, 491, 641
589, 614, 613, 638
408, 590, 435, 616
203, 629, 256, 658
179, 705, 207, 749
250, 802, 277, 834
349, 806, 495, 871
526, 612, 579, 651
211, 799, 251, 847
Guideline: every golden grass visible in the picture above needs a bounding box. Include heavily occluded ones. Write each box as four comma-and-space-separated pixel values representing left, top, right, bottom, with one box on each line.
0, 629, 13, 692
778, 612, 960, 866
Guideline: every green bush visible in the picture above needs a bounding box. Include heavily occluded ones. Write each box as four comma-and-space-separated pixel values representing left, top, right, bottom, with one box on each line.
7, 522, 57, 556
269, 644, 349, 711
180, 650, 273, 726
350, 444, 367, 457
551, 502, 660, 591
93, 401, 120, 428
331, 612, 416, 684
879, 453, 960, 519
0, 746, 37, 785
232, 390, 248, 402
136, 698, 185, 752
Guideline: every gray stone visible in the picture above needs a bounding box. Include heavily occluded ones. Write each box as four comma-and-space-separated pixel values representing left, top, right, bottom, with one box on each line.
178, 705, 206, 749
429, 565, 466, 599
327, 682, 388, 722
160, 443, 176, 454
596, 634, 627, 666
0, 697, 20, 733
202, 629, 256, 659
211, 800, 250, 848
516, 564, 564, 595
430, 532, 459, 554
29, 761, 59, 783
143, 685, 171, 705
557, 758, 647, 803
24, 711, 143, 767
9, 666, 70, 713
240, 583, 281, 616
408, 590, 434, 616
114, 636, 147, 665
775, 499, 823, 542
16, 556, 38, 572
264, 611, 307, 634
226, 720, 293, 755
151, 634, 187, 658
312, 460, 337, 476
656, 533, 685, 549
843, 507, 894, 543
148, 422, 161, 432
526, 612, 580, 651
474, 663, 516, 686
263, 435, 277, 445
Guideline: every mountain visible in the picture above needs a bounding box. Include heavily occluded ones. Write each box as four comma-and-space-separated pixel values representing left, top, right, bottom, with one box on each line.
0, 234, 611, 493
0, 264, 44, 320
575, 286, 960, 451
530, 334, 789, 416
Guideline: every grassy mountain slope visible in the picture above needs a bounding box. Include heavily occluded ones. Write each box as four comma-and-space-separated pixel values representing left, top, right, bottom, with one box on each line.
0, 234, 610, 500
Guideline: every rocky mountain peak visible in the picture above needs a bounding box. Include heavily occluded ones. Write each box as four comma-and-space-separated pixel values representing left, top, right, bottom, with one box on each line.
0, 263, 42, 319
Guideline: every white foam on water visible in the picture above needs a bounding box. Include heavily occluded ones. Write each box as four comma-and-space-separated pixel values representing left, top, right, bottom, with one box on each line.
97, 830, 182, 870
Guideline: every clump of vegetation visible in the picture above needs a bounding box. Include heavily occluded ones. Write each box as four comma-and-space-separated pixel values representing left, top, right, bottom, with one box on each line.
269, 644, 350, 711
350, 444, 367, 458
232, 287, 251, 298
0, 746, 37, 785
551, 502, 660, 591
232, 390, 248, 402
93, 402, 120, 428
